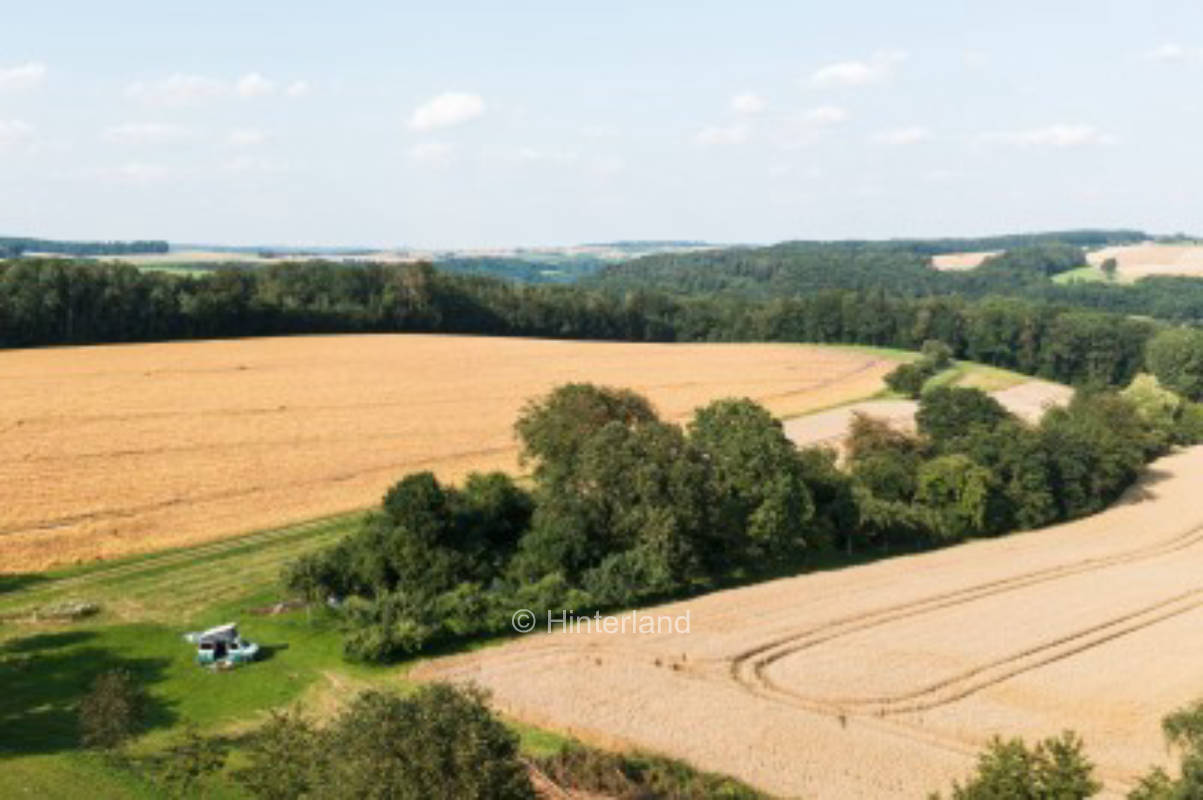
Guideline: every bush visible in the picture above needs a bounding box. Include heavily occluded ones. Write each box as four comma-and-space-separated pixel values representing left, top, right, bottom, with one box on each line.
917, 387, 1012, 446
536, 742, 766, 800
1146, 328, 1203, 401
78, 669, 147, 750
931, 731, 1100, 799
884, 361, 931, 397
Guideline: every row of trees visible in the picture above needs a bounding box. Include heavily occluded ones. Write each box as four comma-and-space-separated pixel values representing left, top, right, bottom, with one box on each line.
286, 378, 1202, 662
7, 258, 1203, 395
846, 381, 1201, 547
0, 237, 168, 258
287, 385, 851, 660
591, 238, 1203, 322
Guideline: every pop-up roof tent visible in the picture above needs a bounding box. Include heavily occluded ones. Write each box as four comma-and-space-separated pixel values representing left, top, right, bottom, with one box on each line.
184, 622, 259, 666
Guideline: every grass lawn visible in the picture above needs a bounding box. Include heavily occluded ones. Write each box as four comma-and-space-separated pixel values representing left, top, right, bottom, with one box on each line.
0, 513, 407, 798
1053, 265, 1110, 284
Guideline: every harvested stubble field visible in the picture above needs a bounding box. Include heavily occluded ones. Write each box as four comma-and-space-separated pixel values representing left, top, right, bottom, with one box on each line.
1087, 243, 1203, 282
420, 445, 1203, 799
0, 334, 895, 572
783, 380, 1072, 452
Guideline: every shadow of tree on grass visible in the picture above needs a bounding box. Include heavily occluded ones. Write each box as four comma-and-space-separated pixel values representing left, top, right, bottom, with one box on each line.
0, 630, 176, 757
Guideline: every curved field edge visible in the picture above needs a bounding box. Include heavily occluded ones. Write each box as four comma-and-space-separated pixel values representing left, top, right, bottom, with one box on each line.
414, 445, 1203, 799
0, 335, 910, 573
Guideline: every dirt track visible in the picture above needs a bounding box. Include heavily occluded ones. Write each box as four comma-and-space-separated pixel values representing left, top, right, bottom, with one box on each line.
419, 446, 1203, 798
783, 380, 1072, 452
0, 335, 893, 571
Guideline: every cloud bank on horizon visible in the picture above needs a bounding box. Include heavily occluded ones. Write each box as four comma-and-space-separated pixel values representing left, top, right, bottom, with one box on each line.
1, 1, 1200, 248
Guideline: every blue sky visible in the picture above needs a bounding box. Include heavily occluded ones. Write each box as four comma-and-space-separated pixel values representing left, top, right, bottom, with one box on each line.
2, 1, 1201, 248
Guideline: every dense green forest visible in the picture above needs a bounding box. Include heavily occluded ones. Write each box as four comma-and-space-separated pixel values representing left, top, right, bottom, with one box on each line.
589, 235, 1203, 323
11, 257, 1203, 395
0, 236, 168, 258
434, 254, 605, 283
284, 380, 1203, 661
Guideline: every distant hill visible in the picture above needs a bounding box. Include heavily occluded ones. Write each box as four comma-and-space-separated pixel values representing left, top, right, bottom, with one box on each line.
1, 236, 169, 258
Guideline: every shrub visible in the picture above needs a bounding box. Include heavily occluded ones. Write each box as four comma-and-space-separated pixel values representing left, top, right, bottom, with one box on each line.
78, 669, 147, 750
931, 731, 1100, 799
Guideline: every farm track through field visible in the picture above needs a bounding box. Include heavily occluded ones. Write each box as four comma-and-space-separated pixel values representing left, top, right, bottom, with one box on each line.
792, 585, 1203, 716
732, 522, 1203, 714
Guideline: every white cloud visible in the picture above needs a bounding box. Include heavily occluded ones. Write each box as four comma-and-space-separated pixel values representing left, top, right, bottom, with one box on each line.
223, 154, 283, 173
409, 92, 486, 131
804, 105, 847, 124
103, 122, 191, 144
285, 80, 310, 98
1145, 43, 1198, 62
810, 50, 908, 88
870, 125, 929, 145
0, 120, 35, 152
228, 128, 269, 147
235, 72, 275, 98
516, 147, 578, 164
730, 92, 766, 114
695, 123, 750, 146
982, 124, 1117, 148
98, 162, 170, 184
774, 106, 848, 149
0, 62, 46, 92
407, 141, 455, 165
126, 74, 225, 106
592, 155, 626, 176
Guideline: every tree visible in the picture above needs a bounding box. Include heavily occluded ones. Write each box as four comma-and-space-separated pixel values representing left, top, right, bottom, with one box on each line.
1128, 701, 1203, 799
78, 669, 147, 750
236, 710, 322, 800
318, 685, 534, 800
147, 726, 230, 798
1100, 257, 1118, 281
917, 387, 1012, 446
931, 731, 1100, 799
688, 398, 815, 563
915, 454, 997, 540
921, 339, 954, 370
515, 383, 658, 487
1146, 328, 1203, 401
884, 361, 931, 398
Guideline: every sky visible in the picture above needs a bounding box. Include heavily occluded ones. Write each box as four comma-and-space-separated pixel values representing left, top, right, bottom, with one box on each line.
1, 0, 1201, 248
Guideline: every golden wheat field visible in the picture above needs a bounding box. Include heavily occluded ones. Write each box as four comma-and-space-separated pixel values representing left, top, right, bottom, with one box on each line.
0, 334, 896, 572
420, 445, 1203, 799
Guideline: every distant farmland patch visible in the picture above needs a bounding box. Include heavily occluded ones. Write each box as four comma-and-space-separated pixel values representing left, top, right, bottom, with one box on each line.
1087, 243, 1203, 282
0, 335, 896, 571
930, 250, 1001, 270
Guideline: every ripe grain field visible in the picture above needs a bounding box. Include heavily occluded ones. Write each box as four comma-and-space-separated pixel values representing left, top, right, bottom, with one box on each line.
420, 445, 1203, 799
0, 334, 897, 572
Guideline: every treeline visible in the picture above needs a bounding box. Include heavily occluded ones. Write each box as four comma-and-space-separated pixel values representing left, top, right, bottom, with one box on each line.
434, 254, 604, 284
285, 379, 1202, 661
0, 236, 168, 258
590, 237, 1203, 323
9, 258, 1203, 394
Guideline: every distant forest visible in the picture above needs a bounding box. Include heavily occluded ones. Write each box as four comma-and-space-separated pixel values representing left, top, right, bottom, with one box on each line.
0, 254, 1177, 390
0, 236, 169, 258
